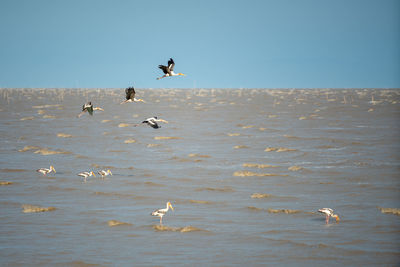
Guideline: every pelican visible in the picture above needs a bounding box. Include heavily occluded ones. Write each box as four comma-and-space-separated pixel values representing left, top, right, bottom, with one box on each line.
77, 171, 95, 182
157, 58, 185, 80
98, 169, 112, 179
77, 102, 104, 117
36, 165, 56, 176
318, 208, 340, 224
120, 87, 145, 104
151, 202, 174, 224
142, 116, 168, 129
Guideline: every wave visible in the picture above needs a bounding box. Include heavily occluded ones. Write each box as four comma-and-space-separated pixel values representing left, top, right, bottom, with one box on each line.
153, 225, 207, 233
22, 204, 56, 213
0, 168, 27, 172
251, 193, 272, 199
267, 208, 301, 214
265, 147, 298, 152
243, 163, 278, 169
57, 133, 73, 138
18, 145, 71, 155
379, 207, 400, 216
124, 138, 136, 144
154, 136, 181, 140
108, 220, 132, 227
195, 186, 235, 192
233, 171, 288, 177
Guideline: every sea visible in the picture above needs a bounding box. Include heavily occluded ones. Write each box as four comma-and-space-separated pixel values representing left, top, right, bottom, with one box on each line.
0, 88, 399, 266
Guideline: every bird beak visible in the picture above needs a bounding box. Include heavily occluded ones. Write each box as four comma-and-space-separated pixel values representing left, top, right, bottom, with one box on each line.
170, 203, 174, 211
109, 170, 112, 175
335, 216, 340, 222
160, 119, 169, 123
92, 172, 96, 177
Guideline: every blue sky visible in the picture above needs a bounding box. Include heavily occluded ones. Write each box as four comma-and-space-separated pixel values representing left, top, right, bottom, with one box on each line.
0, 0, 399, 88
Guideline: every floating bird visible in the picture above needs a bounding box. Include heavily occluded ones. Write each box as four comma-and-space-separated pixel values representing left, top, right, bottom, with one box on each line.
157, 58, 185, 80
151, 202, 174, 224
36, 165, 56, 176
120, 87, 145, 104
142, 116, 168, 129
77, 171, 96, 182
77, 102, 104, 117
98, 169, 112, 179
318, 208, 340, 224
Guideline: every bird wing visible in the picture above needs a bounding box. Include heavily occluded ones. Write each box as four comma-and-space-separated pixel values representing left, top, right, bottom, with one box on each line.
168, 58, 175, 72
158, 65, 170, 75
125, 87, 136, 100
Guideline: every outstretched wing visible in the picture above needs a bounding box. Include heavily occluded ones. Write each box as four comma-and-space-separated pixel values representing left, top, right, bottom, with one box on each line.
125, 87, 136, 100
168, 58, 175, 72
158, 65, 170, 75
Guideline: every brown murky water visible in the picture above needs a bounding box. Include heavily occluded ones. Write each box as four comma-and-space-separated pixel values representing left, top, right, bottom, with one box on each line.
0, 88, 399, 266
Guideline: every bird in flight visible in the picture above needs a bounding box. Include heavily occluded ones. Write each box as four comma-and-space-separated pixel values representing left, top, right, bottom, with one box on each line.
157, 58, 185, 80
77, 102, 104, 117
120, 87, 145, 104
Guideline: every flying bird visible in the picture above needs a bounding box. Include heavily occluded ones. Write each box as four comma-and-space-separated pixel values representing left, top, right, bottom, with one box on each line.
142, 116, 168, 129
157, 58, 185, 80
77, 102, 104, 117
77, 171, 96, 182
318, 208, 340, 224
36, 165, 56, 176
120, 87, 145, 104
98, 169, 112, 179
151, 202, 174, 224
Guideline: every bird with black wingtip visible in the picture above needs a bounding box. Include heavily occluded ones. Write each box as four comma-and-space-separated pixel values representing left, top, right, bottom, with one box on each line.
157, 58, 185, 80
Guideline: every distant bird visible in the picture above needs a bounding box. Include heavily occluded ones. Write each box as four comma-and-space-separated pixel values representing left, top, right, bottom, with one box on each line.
142, 116, 168, 129
98, 169, 112, 179
120, 87, 145, 104
77, 102, 104, 117
77, 171, 96, 182
151, 202, 174, 224
36, 165, 56, 176
318, 208, 340, 224
157, 58, 185, 80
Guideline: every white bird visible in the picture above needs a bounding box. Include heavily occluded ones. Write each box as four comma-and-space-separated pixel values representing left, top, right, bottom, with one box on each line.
77, 102, 104, 117
151, 202, 174, 224
120, 87, 145, 104
77, 171, 96, 183
318, 208, 340, 224
36, 165, 56, 176
142, 116, 168, 129
157, 58, 185, 80
98, 169, 112, 179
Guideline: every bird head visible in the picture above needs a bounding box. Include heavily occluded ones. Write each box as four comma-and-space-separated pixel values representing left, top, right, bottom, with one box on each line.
168, 202, 174, 211
50, 166, 56, 173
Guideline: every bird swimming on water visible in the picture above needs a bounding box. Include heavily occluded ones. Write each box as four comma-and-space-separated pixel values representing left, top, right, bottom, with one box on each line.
157, 58, 185, 80
77, 102, 104, 117
98, 169, 112, 179
318, 208, 340, 224
142, 116, 168, 129
151, 202, 174, 224
77, 171, 96, 182
120, 87, 145, 104
36, 165, 56, 176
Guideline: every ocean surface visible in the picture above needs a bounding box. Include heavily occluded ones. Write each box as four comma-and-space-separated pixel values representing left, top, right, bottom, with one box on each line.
0, 88, 399, 266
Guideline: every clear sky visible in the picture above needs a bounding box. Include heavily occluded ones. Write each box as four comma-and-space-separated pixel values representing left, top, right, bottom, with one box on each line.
0, 0, 399, 89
